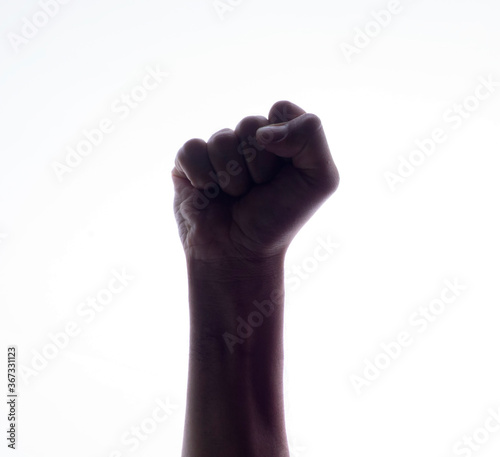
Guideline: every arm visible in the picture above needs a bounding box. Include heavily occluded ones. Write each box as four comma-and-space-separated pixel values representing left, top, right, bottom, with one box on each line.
172, 100, 339, 456
183, 256, 288, 456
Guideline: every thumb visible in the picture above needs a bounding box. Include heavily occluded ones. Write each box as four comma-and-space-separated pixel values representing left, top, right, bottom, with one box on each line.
256, 113, 339, 190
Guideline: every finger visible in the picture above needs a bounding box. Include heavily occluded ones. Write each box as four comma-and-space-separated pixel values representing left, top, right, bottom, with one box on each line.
206, 128, 252, 197
255, 112, 339, 193
234, 115, 283, 184
172, 138, 214, 190
268, 100, 307, 124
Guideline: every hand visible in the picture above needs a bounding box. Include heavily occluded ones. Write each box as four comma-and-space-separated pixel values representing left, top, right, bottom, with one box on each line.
171, 100, 340, 263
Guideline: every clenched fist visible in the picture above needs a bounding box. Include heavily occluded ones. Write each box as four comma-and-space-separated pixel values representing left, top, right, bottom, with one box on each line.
172, 100, 340, 263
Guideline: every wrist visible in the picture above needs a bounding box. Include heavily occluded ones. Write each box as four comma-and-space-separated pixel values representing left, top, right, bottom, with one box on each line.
185, 252, 286, 282
186, 253, 286, 356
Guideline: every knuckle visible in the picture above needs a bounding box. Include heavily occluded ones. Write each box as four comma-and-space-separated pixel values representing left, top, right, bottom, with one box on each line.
208, 129, 237, 150
320, 166, 340, 195
236, 115, 267, 133
328, 171, 340, 194
175, 139, 206, 176
302, 113, 322, 132
180, 138, 206, 159
269, 100, 294, 123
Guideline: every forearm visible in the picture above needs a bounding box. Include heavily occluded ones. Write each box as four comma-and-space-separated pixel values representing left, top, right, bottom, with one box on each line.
181, 255, 290, 457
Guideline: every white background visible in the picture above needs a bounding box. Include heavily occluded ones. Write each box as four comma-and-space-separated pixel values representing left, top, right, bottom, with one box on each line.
1, 0, 500, 456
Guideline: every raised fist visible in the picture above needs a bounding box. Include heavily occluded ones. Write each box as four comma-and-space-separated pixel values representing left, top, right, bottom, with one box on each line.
172, 100, 339, 263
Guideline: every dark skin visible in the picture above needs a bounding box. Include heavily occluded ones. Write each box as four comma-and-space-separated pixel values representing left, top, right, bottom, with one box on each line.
172, 100, 339, 456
